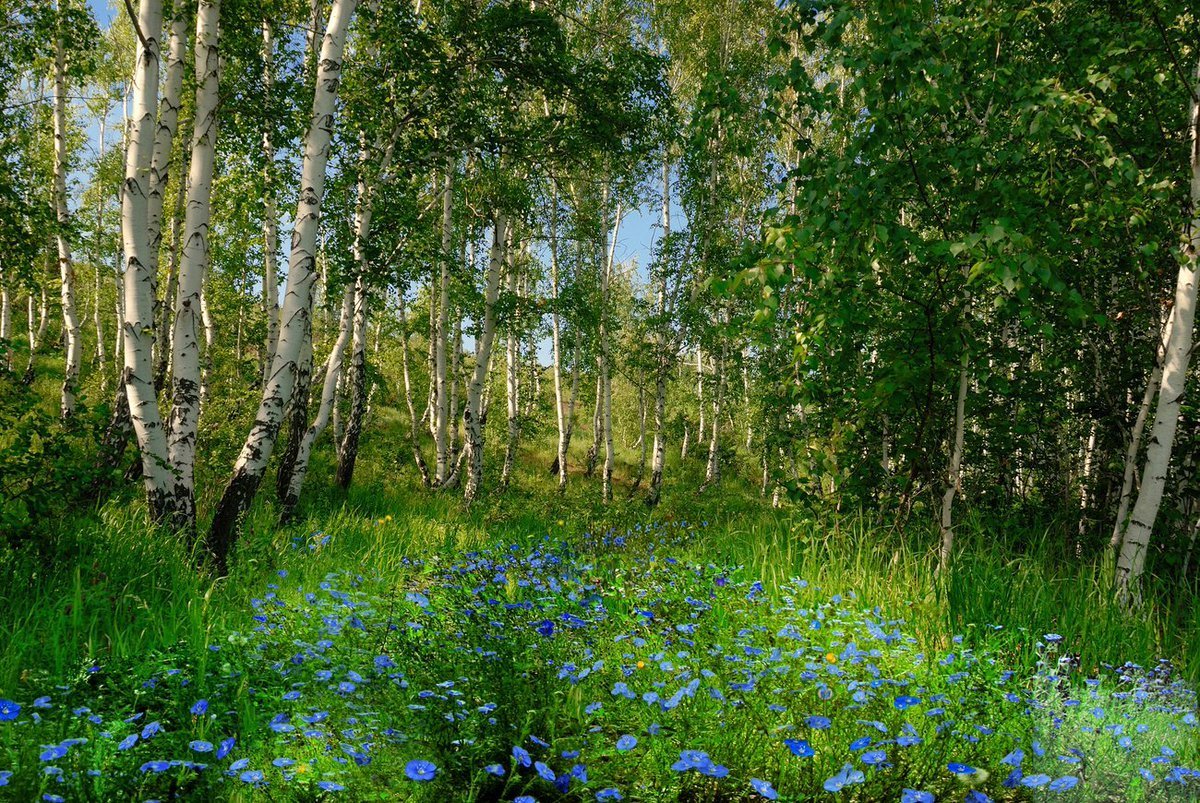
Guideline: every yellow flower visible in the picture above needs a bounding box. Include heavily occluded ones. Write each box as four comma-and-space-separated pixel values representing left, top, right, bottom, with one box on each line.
636, 661, 645, 670
296, 764, 310, 774
825, 652, 837, 664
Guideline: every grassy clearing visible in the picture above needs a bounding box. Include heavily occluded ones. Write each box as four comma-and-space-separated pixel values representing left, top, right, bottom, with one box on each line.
0, 437, 1197, 800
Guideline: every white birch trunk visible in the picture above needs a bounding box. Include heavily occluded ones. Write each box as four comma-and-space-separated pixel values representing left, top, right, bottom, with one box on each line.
464, 214, 507, 503
165, 0, 221, 533
93, 115, 107, 390
600, 202, 621, 501
434, 160, 454, 481
938, 351, 970, 573
648, 153, 670, 504
397, 287, 431, 486
501, 267, 520, 488
208, 0, 356, 568
281, 286, 353, 514
1110, 322, 1168, 549
1117, 65, 1200, 603
549, 186, 570, 492
120, 0, 171, 517
52, 12, 79, 417
261, 20, 280, 385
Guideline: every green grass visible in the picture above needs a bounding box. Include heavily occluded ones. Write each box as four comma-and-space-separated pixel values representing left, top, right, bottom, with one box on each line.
0, 426, 1197, 800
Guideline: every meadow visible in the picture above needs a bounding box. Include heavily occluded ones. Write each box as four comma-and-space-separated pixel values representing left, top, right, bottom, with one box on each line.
1, 439, 1197, 802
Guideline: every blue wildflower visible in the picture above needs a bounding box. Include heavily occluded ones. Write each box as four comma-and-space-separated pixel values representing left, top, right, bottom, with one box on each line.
0, 701, 19, 721
901, 791, 934, 803
190, 699, 208, 716
616, 735, 637, 752
405, 759, 437, 782
749, 778, 778, 799
1048, 777, 1079, 792
784, 739, 815, 758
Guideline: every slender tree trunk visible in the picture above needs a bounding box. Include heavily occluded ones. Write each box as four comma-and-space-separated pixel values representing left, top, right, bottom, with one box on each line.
92, 116, 108, 390
648, 153, 671, 505
121, 0, 171, 518
549, 186, 572, 491
148, 11, 188, 379
434, 159, 454, 482
586, 373, 601, 476
704, 327, 724, 488
1111, 336, 1167, 548
0, 271, 10, 371
274, 313, 313, 516
335, 272, 369, 489
280, 286, 353, 517
207, 0, 356, 571
697, 347, 705, 438
1117, 69, 1200, 603
155, 170, 186, 388
629, 376, 647, 494
165, 0, 221, 535
261, 20, 280, 385
600, 201, 621, 501
939, 350, 970, 573
449, 312, 461, 466
501, 238, 521, 489
463, 213, 507, 503
52, 11, 80, 418
397, 287, 431, 486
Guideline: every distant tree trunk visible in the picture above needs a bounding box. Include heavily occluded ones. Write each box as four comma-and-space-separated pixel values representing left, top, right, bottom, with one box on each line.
585, 374, 601, 476
261, 20, 280, 385
121, 0, 171, 519
629, 376, 647, 494
52, 11, 79, 418
501, 239, 521, 489
449, 312, 462, 466
0, 271, 10, 371
463, 213, 507, 503
165, 0, 222, 535
397, 286, 431, 486
703, 327, 724, 488
648, 152, 671, 506
697, 347, 705, 439
600, 201, 621, 501
549, 186, 572, 492
92, 116, 107, 390
939, 349, 970, 573
434, 159, 454, 482
1117, 68, 1200, 604
24, 285, 48, 384
207, 0, 356, 571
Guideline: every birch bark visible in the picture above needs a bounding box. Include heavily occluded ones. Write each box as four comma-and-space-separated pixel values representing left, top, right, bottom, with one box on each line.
165, 0, 221, 533
52, 9, 79, 417
463, 214, 507, 503
120, 0, 171, 517
1117, 63, 1200, 603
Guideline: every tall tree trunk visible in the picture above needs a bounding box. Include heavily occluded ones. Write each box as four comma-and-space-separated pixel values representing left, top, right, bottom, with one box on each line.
703, 326, 724, 488
449, 311, 462, 466
463, 213, 507, 503
148, 11, 188, 379
1117, 66, 1200, 603
92, 116, 107, 390
207, 0, 356, 571
52, 12, 79, 418
121, 0, 171, 518
585, 373, 601, 476
549, 185, 572, 492
501, 238, 521, 489
274, 313, 313, 516
0, 270, 10, 371
335, 273, 369, 488
154, 162, 186, 389
261, 20, 280, 386
165, 0, 221, 535
434, 159, 454, 482
648, 152, 671, 506
599, 201, 621, 501
280, 286, 353, 517
1111, 325, 1167, 548
397, 286, 431, 486
939, 349, 970, 573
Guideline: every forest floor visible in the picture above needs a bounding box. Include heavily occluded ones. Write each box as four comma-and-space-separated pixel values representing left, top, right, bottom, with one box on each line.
0, 440, 1198, 801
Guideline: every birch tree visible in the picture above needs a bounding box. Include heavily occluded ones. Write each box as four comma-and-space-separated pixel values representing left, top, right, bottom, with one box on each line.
165, 0, 222, 534
207, 0, 357, 570
1116, 62, 1200, 604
